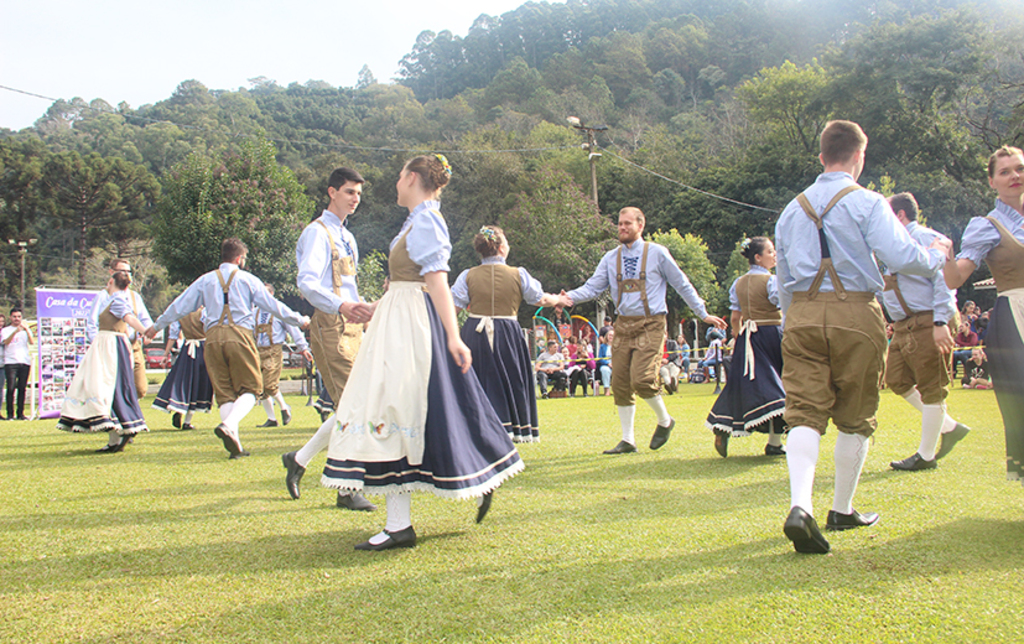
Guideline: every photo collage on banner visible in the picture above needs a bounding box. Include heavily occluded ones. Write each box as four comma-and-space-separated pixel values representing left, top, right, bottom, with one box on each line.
35, 289, 99, 419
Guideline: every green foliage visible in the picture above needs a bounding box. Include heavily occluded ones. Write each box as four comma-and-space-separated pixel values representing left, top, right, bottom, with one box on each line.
646, 228, 721, 320
357, 249, 387, 303
153, 135, 313, 292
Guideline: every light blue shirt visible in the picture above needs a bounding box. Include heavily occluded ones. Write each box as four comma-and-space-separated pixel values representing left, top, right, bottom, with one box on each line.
451, 256, 546, 309
255, 309, 309, 350
881, 221, 957, 324
775, 172, 945, 315
392, 200, 451, 275
87, 288, 152, 343
153, 264, 305, 332
566, 239, 710, 319
957, 199, 1024, 267
728, 266, 780, 312
296, 209, 361, 315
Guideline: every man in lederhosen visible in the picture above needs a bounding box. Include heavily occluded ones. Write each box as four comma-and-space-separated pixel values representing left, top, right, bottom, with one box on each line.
88, 258, 153, 400
254, 283, 313, 427
146, 238, 308, 458
281, 167, 376, 511
881, 192, 971, 471
775, 121, 951, 554
560, 207, 726, 454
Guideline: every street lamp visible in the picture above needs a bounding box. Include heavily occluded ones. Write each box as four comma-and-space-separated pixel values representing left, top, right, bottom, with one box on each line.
567, 116, 608, 209
7, 238, 37, 310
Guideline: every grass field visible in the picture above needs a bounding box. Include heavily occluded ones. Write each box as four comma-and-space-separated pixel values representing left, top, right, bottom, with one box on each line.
1, 385, 1020, 643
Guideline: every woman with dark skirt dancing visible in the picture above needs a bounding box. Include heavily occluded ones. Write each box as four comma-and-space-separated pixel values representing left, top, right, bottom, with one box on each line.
321, 155, 524, 550
57, 270, 150, 452
944, 146, 1024, 485
451, 226, 558, 442
706, 237, 787, 457
152, 308, 212, 430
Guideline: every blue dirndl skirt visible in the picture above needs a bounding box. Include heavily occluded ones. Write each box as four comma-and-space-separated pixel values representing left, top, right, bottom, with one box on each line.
987, 295, 1024, 486
57, 332, 148, 435
706, 325, 787, 437
153, 341, 213, 414
461, 316, 539, 442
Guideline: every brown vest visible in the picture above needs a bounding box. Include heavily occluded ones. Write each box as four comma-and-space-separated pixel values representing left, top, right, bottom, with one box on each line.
98, 302, 128, 334
985, 216, 1024, 293
465, 263, 522, 317
389, 231, 426, 283
735, 273, 781, 325
179, 310, 206, 340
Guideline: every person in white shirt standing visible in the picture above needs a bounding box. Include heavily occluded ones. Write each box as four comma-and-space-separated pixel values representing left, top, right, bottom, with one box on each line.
3, 308, 34, 420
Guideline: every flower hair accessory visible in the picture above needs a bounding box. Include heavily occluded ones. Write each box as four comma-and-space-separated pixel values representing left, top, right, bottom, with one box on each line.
434, 154, 452, 176
740, 237, 752, 251
479, 226, 498, 241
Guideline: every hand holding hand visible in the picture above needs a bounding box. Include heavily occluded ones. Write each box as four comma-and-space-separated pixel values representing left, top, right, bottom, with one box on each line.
143, 326, 158, 341
930, 236, 953, 260
557, 290, 574, 308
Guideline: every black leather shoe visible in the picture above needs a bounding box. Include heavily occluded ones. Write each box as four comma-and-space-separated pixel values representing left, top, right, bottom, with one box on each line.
281, 409, 292, 426
714, 432, 729, 458
282, 451, 305, 499
784, 506, 830, 554
650, 419, 675, 450
825, 509, 879, 531
96, 443, 120, 453
354, 526, 417, 551
603, 440, 637, 454
764, 443, 786, 456
337, 492, 377, 512
257, 419, 279, 428
228, 450, 251, 460
320, 410, 331, 423
936, 423, 971, 460
181, 423, 195, 431
214, 424, 244, 457
476, 492, 493, 524
172, 412, 182, 429
890, 452, 937, 471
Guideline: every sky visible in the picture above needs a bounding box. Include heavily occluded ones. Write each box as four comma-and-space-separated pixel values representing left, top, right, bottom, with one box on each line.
0, 0, 541, 131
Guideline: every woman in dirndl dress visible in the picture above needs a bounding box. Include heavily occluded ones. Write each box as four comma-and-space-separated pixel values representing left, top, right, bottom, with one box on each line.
944, 146, 1024, 485
451, 226, 559, 443
321, 155, 524, 550
153, 308, 212, 430
706, 236, 787, 457
57, 269, 149, 452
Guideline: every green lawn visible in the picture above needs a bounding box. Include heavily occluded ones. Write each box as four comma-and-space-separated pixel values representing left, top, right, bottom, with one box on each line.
1, 385, 1019, 643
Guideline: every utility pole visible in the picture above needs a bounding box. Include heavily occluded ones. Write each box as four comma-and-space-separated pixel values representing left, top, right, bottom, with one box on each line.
8, 238, 37, 310
567, 116, 608, 209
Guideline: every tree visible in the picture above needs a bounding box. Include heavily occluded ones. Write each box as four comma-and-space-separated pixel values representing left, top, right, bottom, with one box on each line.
153, 135, 314, 293
39, 150, 159, 286
736, 60, 832, 156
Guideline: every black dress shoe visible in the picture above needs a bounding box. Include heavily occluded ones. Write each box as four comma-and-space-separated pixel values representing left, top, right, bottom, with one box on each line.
825, 509, 879, 531
282, 451, 305, 499
650, 419, 675, 450
214, 424, 244, 457
714, 432, 729, 458
783, 506, 830, 554
172, 412, 182, 429
95, 444, 120, 453
603, 440, 637, 454
476, 492, 493, 524
257, 419, 279, 428
337, 492, 377, 512
354, 526, 417, 551
181, 423, 195, 431
764, 443, 786, 456
936, 423, 971, 460
890, 452, 937, 471
228, 450, 251, 460
281, 408, 292, 426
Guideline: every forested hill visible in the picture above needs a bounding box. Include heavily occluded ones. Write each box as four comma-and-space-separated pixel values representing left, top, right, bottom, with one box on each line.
1, 0, 1022, 316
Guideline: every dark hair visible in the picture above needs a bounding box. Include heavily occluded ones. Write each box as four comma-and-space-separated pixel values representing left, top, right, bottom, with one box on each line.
888, 192, 919, 222
820, 120, 867, 165
221, 237, 248, 263
112, 270, 132, 290
404, 155, 450, 194
740, 236, 771, 264
988, 145, 1024, 178
328, 167, 365, 190
473, 226, 505, 258
10, 307, 22, 316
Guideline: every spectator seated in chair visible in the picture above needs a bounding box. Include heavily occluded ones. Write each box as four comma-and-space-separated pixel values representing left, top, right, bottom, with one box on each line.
536, 340, 568, 399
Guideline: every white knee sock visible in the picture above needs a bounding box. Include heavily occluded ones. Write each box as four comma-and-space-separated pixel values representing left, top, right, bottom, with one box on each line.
787, 426, 820, 515
833, 432, 869, 516
184, 410, 195, 424
919, 403, 945, 461
273, 390, 290, 412
767, 429, 783, 447
106, 431, 121, 446
261, 398, 276, 421
367, 493, 412, 545
643, 395, 672, 427
218, 401, 234, 423
617, 405, 636, 445
295, 413, 336, 468
222, 393, 256, 433
903, 388, 957, 433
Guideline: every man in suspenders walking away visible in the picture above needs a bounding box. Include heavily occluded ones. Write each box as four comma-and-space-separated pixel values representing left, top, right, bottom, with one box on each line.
775, 121, 951, 554
146, 238, 309, 458
254, 283, 313, 427
560, 207, 727, 455
281, 167, 377, 511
